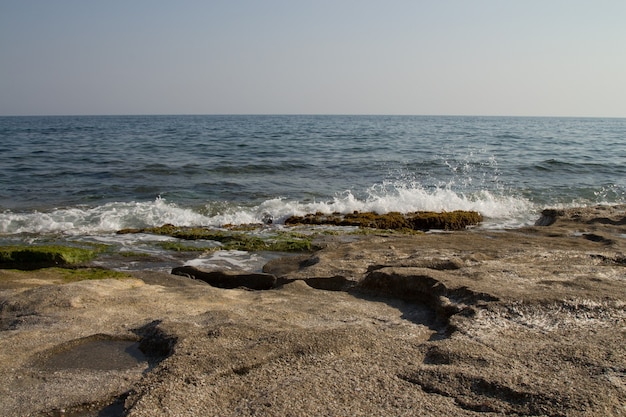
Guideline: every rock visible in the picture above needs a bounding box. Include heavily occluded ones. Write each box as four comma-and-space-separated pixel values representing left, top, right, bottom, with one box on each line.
262, 212, 273, 224
356, 267, 498, 324
171, 265, 277, 290
0, 245, 98, 270
284, 210, 483, 230
304, 276, 354, 291
1, 205, 626, 416
262, 254, 318, 277
534, 208, 564, 226
583, 232, 615, 244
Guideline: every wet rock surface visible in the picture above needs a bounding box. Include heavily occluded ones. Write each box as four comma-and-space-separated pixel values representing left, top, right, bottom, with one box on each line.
1, 205, 625, 416
284, 209, 483, 230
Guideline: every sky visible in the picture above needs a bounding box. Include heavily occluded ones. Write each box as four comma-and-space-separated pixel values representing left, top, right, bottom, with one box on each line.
1, 1, 625, 117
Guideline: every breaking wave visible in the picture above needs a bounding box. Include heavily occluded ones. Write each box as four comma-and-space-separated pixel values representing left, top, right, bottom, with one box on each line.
1, 185, 537, 236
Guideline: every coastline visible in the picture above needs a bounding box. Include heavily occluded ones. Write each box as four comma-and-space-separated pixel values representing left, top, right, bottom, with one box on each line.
1, 205, 625, 416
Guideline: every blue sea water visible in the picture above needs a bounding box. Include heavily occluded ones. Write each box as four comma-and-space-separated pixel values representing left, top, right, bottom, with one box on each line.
0, 115, 625, 267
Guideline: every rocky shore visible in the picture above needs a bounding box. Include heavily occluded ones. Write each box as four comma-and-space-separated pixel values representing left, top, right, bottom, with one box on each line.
1, 205, 625, 416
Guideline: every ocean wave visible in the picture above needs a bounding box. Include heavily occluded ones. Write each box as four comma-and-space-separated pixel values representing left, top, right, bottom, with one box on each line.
0, 198, 211, 235
524, 159, 626, 176
0, 186, 538, 235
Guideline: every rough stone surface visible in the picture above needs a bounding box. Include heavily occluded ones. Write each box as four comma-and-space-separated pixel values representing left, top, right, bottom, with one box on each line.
171, 265, 277, 290
0, 205, 625, 416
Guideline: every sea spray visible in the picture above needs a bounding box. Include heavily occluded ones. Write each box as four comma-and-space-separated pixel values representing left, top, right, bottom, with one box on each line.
0, 186, 536, 236
0, 198, 212, 235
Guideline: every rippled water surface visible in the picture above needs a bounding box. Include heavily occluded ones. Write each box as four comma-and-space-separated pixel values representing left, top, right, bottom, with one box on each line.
1, 115, 624, 246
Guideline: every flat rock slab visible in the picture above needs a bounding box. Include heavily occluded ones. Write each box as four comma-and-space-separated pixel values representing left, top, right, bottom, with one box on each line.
1, 205, 625, 416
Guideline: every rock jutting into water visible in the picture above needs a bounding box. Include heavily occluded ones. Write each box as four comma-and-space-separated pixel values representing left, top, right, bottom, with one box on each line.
284, 210, 483, 231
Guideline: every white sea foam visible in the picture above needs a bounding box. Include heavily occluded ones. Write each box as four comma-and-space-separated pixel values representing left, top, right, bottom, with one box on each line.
0, 187, 537, 236
263, 186, 536, 229
0, 197, 213, 235
185, 250, 266, 271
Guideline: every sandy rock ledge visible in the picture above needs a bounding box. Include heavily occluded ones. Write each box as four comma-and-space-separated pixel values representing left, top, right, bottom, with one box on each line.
1, 205, 625, 416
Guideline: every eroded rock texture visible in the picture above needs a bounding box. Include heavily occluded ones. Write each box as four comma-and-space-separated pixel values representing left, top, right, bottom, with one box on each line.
1, 205, 625, 416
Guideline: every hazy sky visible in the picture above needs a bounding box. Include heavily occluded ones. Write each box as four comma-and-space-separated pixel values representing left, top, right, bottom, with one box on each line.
1, 1, 625, 117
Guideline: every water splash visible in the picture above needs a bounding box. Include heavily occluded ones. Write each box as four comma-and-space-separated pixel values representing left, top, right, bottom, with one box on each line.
1, 185, 537, 236
0, 197, 211, 235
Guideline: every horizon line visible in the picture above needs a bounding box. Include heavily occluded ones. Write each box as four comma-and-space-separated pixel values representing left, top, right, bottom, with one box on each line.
2, 113, 625, 119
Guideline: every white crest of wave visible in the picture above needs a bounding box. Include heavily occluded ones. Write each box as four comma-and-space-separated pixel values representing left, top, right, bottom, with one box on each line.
0, 197, 212, 235
259, 185, 536, 228
227, 187, 530, 228
0, 187, 537, 235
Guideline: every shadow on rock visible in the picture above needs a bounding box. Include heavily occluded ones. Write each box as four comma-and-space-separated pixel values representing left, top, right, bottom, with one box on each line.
171, 266, 276, 290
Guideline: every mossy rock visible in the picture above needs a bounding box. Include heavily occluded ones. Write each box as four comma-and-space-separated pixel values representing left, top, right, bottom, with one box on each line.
0, 245, 99, 270
284, 210, 483, 231
264, 236, 314, 252
156, 242, 212, 252
118, 226, 317, 252
406, 211, 484, 230
0, 267, 133, 288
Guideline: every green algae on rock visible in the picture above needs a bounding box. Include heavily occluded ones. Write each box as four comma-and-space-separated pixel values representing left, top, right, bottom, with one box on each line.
284, 210, 483, 231
156, 241, 213, 252
118, 226, 317, 252
0, 245, 100, 270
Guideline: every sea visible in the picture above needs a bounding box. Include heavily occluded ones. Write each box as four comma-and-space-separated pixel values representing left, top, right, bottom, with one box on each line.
1, 115, 625, 271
